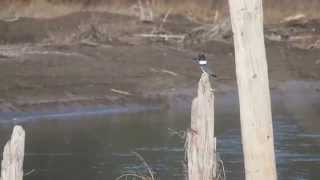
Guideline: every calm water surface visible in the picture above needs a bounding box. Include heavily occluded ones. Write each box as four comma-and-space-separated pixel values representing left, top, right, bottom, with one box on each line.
0, 81, 319, 180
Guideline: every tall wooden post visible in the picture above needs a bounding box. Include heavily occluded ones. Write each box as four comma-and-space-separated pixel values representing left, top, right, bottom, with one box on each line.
187, 73, 217, 180
1, 126, 25, 180
228, 0, 277, 180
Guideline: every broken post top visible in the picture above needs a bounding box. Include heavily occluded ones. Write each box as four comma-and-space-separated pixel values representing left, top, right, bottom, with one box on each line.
1, 125, 25, 180
2, 125, 25, 165
3, 126, 25, 157
188, 73, 216, 180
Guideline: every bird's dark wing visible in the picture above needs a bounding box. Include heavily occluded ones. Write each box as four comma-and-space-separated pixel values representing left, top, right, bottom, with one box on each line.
200, 65, 217, 78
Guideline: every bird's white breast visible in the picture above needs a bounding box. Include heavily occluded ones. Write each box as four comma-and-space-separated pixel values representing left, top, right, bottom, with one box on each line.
199, 60, 207, 65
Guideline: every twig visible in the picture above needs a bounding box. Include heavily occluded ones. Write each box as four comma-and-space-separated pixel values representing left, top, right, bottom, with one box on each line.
110, 89, 132, 96
162, 9, 172, 24
115, 173, 147, 180
161, 69, 178, 76
158, 8, 172, 30
217, 159, 226, 180
131, 151, 155, 180
24, 169, 36, 177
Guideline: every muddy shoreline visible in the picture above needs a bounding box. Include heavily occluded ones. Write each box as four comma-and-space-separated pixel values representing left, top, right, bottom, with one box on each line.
0, 11, 319, 112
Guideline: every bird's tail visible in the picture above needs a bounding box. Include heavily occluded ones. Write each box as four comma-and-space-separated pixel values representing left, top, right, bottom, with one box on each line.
210, 73, 217, 78
201, 66, 217, 78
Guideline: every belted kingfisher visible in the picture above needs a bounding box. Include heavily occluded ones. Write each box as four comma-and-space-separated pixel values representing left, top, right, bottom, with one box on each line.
193, 54, 217, 78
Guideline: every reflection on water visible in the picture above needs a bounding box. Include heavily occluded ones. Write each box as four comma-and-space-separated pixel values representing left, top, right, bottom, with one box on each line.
0, 81, 319, 180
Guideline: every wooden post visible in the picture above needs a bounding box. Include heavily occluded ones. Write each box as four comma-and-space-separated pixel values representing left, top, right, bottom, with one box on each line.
227, 0, 277, 180
1, 126, 25, 180
187, 73, 217, 180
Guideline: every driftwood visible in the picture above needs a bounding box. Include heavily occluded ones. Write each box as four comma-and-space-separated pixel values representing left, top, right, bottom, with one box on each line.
228, 0, 277, 180
1, 126, 25, 180
110, 88, 132, 96
186, 73, 217, 180
135, 34, 185, 41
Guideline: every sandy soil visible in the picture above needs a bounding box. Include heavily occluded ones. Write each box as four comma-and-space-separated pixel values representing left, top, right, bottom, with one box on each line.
0, 11, 319, 112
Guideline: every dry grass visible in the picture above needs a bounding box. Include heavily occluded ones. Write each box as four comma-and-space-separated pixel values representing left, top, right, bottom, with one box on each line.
44, 13, 120, 45
149, 1, 221, 23
263, 0, 320, 23
115, 151, 155, 180
2, 0, 320, 24
0, 0, 220, 23
0, 0, 83, 19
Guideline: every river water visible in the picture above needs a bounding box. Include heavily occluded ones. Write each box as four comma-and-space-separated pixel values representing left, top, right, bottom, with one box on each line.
0, 81, 319, 180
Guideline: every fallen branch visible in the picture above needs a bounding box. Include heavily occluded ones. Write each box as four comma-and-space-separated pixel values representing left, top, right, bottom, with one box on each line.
149, 68, 179, 76
110, 89, 132, 96
135, 34, 185, 41
160, 69, 178, 76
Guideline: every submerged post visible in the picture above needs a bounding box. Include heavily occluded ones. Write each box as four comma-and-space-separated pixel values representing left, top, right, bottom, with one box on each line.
228, 0, 277, 180
187, 73, 217, 180
1, 126, 25, 180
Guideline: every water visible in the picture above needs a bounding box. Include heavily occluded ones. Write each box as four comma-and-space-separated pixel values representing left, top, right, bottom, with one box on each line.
0, 81, 319, 180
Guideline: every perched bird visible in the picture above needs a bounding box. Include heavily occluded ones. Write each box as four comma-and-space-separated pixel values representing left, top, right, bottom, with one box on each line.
193, 54, 217, 78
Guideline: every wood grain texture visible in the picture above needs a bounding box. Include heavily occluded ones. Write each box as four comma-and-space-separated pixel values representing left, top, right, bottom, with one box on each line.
228, 0, 277, 179
187, 73, 217, 180
1, 126, 25, 180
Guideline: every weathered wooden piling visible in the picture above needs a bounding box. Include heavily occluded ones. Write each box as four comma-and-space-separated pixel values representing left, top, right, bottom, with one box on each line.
228, 0, 277, 179
186, 73, 217, 180
1, 126, 25, 180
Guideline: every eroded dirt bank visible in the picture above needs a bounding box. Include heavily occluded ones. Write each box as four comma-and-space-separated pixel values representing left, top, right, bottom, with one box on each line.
0, 11, 319, 112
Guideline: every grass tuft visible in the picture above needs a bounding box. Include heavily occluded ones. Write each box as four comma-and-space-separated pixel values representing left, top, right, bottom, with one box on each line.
115, 151, 155, 180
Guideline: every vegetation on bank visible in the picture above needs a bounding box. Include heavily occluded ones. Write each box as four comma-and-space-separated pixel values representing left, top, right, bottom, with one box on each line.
0, 0, 320, 23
